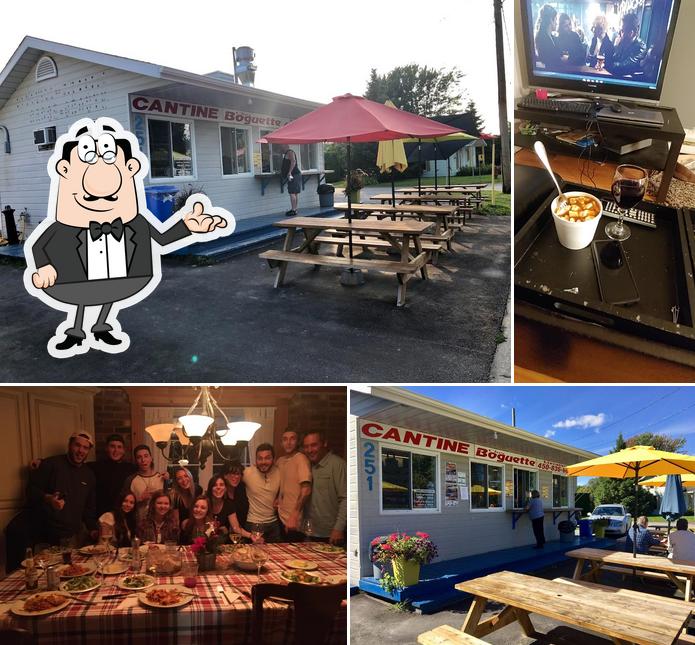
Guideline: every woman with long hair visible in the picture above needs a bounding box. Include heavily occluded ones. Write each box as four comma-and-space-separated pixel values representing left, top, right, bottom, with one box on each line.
221, 462, 249, 529
136, 491, 180, 544
99, 491, 137, 547
207, 475, 258, 541
180, 495, 213, 545
170, 467, 203, 523
534, 4, 561, 69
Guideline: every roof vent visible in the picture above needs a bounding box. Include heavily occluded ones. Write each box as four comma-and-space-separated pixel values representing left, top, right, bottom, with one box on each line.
35, 56, 57, 82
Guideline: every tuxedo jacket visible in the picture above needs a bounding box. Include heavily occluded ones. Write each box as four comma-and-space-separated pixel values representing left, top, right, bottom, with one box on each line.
30, 214, 191, 285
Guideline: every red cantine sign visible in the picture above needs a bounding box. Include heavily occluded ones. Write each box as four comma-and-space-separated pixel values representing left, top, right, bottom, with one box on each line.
359, 420, 568, 474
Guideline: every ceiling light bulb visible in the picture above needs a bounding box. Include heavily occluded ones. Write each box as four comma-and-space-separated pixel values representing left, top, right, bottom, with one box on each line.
179, 414, 214, 437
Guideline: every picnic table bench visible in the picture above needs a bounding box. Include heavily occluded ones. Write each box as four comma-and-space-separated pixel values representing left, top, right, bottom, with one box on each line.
334, 202, 456, 251
566, 547, 695, 602
455, 570, 692, 645
258, 216, 432, 306
418, 624, 487, 645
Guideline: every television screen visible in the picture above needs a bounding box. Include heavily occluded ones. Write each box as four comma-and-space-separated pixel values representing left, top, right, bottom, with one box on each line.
520, 0, 680, 101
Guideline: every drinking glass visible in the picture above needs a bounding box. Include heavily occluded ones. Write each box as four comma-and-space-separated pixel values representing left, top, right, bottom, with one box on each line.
251, 545, 268, 581
230, 532, 242, 550
182, 559, 198, 589
606, 164, 648, 242
301, 518, 314, 541
249, 523, 264, 544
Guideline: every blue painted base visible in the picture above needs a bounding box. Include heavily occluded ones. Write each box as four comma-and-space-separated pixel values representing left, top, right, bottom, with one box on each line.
357, 536, 617, 614
0, 206, 339, 262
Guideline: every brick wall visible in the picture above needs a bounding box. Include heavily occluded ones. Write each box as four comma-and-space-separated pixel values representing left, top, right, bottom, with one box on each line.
93, 387, 133, 459
287, 390, 347, 459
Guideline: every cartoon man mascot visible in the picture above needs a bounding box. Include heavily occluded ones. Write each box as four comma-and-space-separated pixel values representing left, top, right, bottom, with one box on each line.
24, 117, 234, 358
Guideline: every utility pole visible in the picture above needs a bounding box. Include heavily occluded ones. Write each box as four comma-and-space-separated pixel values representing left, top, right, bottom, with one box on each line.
493, 0, 511, 194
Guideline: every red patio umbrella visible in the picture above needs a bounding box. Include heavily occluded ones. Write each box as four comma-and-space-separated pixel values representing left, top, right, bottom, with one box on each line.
263, 94, 461, 263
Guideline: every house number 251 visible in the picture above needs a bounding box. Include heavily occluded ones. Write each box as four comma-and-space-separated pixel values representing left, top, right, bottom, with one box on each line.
363, 441, 376, 491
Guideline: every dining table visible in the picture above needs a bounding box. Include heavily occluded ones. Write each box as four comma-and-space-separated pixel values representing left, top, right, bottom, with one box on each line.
0, 542, 347, 644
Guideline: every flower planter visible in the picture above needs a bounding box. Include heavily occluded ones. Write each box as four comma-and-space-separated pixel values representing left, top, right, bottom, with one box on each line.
197, 552, 216, 572
593, 525, 606, 538
348, 190, 361, 203
392, 558, 420, 587
372, 561, 392, 580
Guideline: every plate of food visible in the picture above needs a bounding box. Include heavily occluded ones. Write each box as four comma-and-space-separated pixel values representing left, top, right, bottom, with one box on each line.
11, 592, 71, 616
57, 562, 97, 578
284, 559, 318, 571
310, 543, 346, 555
22, 556, 59, 568
38, 546, 65, 557
102, 561, 129, 575
78, 544, 108, 556
280, 569, 322, 585
117, 574, 156, 591
139, 584, 193, 609
320, 574, 348, 585
60, 575, 100, 593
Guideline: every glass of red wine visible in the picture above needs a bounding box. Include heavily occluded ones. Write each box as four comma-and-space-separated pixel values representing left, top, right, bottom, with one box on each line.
606, 164, 648, 242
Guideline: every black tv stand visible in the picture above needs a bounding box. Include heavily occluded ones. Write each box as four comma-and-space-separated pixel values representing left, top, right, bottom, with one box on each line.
515, 101, 685, 202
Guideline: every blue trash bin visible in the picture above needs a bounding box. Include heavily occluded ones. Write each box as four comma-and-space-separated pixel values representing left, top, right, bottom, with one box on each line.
145, 185, 178, 222
579, 519, 593, 538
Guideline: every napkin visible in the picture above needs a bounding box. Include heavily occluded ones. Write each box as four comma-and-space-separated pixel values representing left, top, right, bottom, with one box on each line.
221, 588, 241, 605
117, 596, 139, 610
0, 601, 14, 617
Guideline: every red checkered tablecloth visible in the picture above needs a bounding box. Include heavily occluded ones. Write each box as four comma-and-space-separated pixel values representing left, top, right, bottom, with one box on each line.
0, 543, 347, 644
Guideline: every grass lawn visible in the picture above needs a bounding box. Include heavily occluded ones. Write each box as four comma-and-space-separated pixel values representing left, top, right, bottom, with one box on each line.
480, 189, 510, 216
647, 515, 695, 525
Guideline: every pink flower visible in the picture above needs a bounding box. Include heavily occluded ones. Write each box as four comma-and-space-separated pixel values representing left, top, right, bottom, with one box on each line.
416, 532, 429, 539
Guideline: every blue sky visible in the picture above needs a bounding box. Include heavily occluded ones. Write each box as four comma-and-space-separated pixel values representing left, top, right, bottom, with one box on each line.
406, 386, 695, 459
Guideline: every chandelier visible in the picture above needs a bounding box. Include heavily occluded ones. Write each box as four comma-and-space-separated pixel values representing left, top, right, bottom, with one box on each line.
145, 387, 261, 469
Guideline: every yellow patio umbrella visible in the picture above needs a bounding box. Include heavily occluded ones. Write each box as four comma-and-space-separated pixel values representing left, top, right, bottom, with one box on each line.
567, 445, 695, 557
639, 474, 695, 488
382, 480, 409, 492
375, 100, 409, 204
470, 485, 501, 494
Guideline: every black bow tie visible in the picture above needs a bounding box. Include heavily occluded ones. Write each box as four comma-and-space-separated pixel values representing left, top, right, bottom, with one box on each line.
89, 218, 124, 242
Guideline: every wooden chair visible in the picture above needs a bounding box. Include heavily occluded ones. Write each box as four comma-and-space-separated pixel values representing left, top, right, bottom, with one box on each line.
252, 582, 345, 645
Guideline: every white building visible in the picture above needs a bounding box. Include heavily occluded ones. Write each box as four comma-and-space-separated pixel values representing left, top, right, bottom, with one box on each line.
0, 37, 327, 239
349, 387, 597, 585
422, 139, 488, 178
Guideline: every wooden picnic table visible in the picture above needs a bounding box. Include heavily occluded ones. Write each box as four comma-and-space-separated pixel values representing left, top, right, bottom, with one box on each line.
567, 547, 695, 602
455, 570, 692, 645
371, 193, 476, 222
258, 216, 433, 306
334, 202, 456, 250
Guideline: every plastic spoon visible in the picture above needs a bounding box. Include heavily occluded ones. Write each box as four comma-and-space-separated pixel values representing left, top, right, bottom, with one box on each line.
533, 141, 566, 209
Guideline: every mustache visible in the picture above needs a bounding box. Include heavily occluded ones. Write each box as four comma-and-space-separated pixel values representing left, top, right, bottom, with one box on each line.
82, 193, 118, 202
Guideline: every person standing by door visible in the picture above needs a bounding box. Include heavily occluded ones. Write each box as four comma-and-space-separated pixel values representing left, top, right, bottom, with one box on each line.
281, 146, 301, 216
526, 489, 545, 549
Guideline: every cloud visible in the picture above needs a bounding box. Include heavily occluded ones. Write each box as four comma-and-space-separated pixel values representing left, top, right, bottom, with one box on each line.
544, 430, 556, 438
553, 413, 607, 434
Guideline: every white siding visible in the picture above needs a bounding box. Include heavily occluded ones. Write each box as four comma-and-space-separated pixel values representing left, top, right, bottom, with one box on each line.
354, 417, 580, 578
0, 52, 320, 239
349, 415, 360, 585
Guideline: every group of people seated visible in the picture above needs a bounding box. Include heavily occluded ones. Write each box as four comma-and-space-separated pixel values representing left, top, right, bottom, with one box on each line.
625, 515, 695, 561
5, 428, 346, 571
535, 6, 656, 79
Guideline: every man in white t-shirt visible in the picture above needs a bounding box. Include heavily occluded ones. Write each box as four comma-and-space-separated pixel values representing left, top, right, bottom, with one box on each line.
276, 430, 312, 541
669, 518, 695, 561
243, 443, 282, 542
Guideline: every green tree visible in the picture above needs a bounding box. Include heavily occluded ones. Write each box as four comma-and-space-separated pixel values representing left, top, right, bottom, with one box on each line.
586, 477, 658, 516
365, 64, 464, 117
625, 432, 686, 453
613, 432, 627, 452
463, 100, 484, 136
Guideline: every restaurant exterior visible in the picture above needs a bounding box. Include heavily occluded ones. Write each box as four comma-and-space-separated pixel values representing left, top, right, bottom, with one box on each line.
349, 387, 598, 583
0, 36, 327, 239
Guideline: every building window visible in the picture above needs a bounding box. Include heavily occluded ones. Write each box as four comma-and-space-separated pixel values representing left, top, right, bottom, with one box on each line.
553, 475, 568, 507
513, 468, 538, 508
300, 143, 317, 170
470, 461, 503, 510
148, 118, 193, 178
381, 446, 438, 511
221, 126, 250, 175
260, 129, 283, 173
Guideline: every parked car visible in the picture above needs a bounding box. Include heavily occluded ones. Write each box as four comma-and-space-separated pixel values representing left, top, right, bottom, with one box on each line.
588, 504, 631, 535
